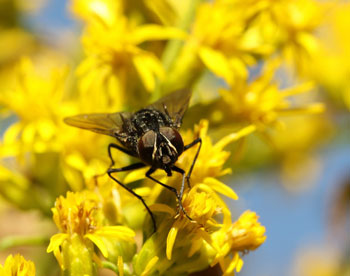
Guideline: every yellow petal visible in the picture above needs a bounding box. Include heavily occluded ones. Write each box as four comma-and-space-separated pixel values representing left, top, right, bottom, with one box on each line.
236, 257, 244, 272
47, 233, 68, 253
166, 227, 178, 260
123, 168, 148, 184
118, 256, 124, 276
225, 252, 240, 274
203, 177, 238, 200
149, 203, 176, 216
140, 256, 159, 276
85, 233, 109, 258
214, 125, 256, 151
198, 47, 234, 84
133, 54, 164, 91
53, 248, 65, 270
276, 103, 325, 116
94, 226, 135, 243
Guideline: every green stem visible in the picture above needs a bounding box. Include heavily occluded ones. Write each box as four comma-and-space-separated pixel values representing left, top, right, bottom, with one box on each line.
152, 0, 202, 100
0, 235, 50, 250
102, 261, 132, 276
102, 261, 118, 273
162, 0, 202, 71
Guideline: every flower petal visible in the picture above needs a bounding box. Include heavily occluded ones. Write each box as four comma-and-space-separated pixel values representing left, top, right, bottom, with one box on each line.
149, 203, 176, 216
94, 226, 135, 241
166, 226, 178, 260
203, 177, 238, 200
140, 256, 159, 276
47, 233, 68, 253
198, 47, 234, 84
118, 256, 124, 276
85, 233, 109, 258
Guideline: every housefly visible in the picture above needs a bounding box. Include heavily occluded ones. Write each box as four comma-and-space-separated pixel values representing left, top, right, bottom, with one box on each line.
64, 89, 202, 232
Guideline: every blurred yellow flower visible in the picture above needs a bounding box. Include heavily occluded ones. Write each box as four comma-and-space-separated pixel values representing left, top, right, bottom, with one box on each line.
219, 61, 325, 131
190, 2, 250, 85
308, 3, 350, 110
0, 254, 35, 276
275, 0, 324, 73
76, 5, 186, 105
0, 57, 69, 156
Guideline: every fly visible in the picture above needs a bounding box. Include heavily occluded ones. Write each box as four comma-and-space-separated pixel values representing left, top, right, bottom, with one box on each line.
64, 89, 202, 232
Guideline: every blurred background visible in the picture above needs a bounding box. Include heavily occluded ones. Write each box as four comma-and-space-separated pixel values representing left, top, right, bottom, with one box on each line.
0, 0, 349, 275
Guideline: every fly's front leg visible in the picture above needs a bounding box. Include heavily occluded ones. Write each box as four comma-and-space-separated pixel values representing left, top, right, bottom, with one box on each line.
107, 163, 158, 233
107, 143, 135, 168
94, 143, 135, 185
183, 137, 202, 188
146, 167, 192, 221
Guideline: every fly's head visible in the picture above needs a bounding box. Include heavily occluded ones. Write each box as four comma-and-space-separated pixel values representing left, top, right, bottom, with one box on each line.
137, 127, 184, 175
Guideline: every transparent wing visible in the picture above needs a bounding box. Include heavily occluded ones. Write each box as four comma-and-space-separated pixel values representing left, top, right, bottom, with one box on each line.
64, 112, 132, 137
147, 89, 192, 128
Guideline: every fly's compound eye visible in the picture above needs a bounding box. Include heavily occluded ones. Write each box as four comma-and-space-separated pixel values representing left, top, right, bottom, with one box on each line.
138, 130, 156, 165
159, 127, 184, 156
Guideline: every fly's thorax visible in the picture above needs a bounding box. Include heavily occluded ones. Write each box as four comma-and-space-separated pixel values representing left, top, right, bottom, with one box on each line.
137, 127, 184, 168
132, 108, 171, 135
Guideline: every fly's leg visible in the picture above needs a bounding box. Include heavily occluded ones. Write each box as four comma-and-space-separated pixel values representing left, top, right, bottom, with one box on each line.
107, 163, 158, 233
146, 167, 192, 221
108, 143, 135, 168
93, 143, 135, 185
183, 138, 202, 188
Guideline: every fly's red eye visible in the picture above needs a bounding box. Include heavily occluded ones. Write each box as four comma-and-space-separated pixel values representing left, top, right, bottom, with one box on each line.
159, 127, 184, 156
137, 130, 156, 165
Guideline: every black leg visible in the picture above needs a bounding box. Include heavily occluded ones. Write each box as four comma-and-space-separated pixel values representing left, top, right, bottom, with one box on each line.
183, 138, 202, 188
108, 143, 135, 168
107, 163, 158, 233
146, 167, 192, 221
171, 166, 186, 206
93, 143, 136, 185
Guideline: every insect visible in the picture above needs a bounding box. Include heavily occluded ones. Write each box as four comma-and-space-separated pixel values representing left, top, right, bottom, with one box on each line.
64, 89, 202, 232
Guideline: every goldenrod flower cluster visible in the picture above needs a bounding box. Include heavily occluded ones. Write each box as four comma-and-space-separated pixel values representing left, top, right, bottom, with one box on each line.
0, 0, 347, 275
0, 254, 35, 276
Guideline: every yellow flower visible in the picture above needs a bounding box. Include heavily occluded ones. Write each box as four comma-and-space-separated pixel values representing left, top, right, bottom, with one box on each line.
275, 0, 324, 74
47, 191, 135, 270
0, 57, 69, 156
189, 2, 251, 85
0, 254, 35, 276
211, 211, 266, 275
76, 7, 186, 104
176, 120, 254, 198
219, 61, 325, 131
0, 56, 124, 192
308, 3, 350, 110
165, 186, 221, 260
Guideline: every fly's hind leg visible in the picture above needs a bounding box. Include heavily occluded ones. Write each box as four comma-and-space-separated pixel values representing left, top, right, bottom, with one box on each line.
94, 143, 135, 185
107, 163, 158, 233
146, 167, 192, 221
183, 138, 202, 188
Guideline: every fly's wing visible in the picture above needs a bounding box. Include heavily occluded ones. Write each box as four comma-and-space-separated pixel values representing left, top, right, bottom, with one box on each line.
147, 89, 192, 128
64, 112, 132, 137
